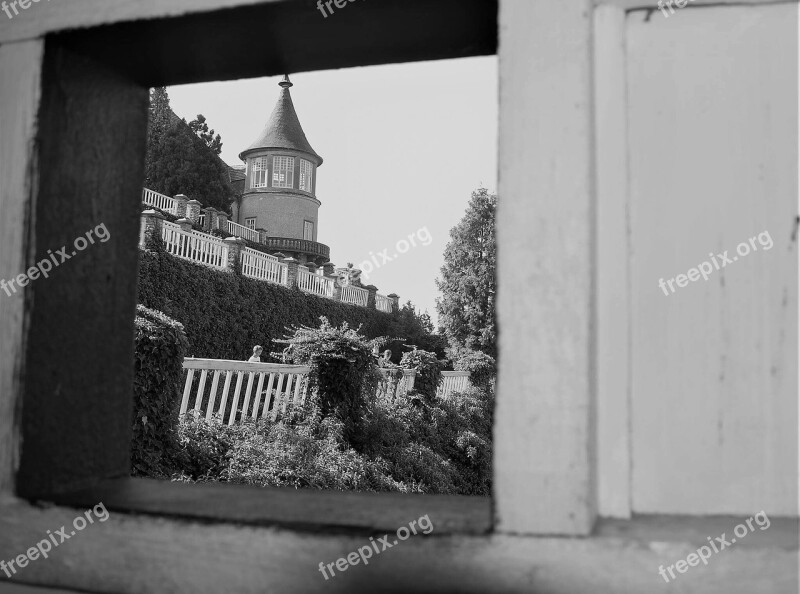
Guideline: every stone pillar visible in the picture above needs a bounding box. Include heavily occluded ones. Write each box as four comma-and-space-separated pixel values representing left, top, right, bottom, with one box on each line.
217, 211, 229, 233
257, 228, 268, 245
351, 268, 363, 287
176, 218, 193, 233
173, 194, 188, 218
223, 237, 246, 274
322, 262, 336, 277
387, 293, 400, 313
202, 207, 218, 233
306, 262, 318, 275
186, 199, 202, 225
283, 257, 300, 289
365, 285, 378, 309
140, 210, 165, 248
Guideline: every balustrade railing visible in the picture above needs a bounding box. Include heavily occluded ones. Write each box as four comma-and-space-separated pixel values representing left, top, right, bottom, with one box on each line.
297, 267, 335, 298
437, 372, 472, 400
376, 294, 392, 313
161, 220, 228, 270
240, 248, 288, 285
141, 190, 398, 312
142, 188, 177, 214
227, 219, 260, 243
341, 284, 369, 307
180, 358, 311, 425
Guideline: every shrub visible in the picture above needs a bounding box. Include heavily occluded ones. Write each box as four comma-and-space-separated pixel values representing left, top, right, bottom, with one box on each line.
138, 248, 407, 360
454, 350, 496, 392
276, 319, 382, 449
131, 305, 189, 477
400, 349, 443, 403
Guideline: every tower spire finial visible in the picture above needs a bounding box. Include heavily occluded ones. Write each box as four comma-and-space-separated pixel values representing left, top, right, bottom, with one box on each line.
279, 74, 293, 89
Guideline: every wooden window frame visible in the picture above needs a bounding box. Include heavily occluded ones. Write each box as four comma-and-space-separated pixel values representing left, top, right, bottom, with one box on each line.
0, 0, 622, 589
0, 0, 501, 530
245, 217, 257, 230
303, 220, 314, 241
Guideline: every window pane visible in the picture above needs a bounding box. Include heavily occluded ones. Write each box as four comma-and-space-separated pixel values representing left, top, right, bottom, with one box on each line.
245, 218, 257, 230
252, 157, 269, 189
300, 159, 313, 192
273, 156, 294, 189
304, 221, 314, 241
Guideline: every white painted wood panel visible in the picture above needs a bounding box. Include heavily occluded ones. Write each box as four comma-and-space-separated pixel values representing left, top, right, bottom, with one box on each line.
626, 3, 798, 514
0, 39, 43, 498
594, 4, 633, 519
496, 0, 597, 534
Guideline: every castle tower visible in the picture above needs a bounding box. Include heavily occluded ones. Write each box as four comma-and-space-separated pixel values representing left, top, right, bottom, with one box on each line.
236, 75, 329, 265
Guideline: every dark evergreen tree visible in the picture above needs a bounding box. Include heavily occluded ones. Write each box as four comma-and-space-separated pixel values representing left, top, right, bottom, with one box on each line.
436, 188, 497, 358
144, 88, 234, 212
188, 114, 223, 155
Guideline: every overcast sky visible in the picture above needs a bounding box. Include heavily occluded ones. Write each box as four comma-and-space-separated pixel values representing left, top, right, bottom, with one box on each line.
167, 56, 498, 323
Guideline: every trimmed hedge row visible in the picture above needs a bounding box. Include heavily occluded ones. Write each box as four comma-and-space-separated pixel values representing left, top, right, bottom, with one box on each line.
132, 305, 188, 477
137, 248, 401, 361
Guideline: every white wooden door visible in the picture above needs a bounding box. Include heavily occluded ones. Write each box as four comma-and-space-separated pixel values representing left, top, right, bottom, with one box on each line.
626, 3, 798, 515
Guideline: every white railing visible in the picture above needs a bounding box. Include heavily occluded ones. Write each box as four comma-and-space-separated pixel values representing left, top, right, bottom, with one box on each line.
297, 267, 335, 298
142, 188, 176, 214
376, 294, 392, 313
180, 358, 311, 425
240, 248, 288, 285
341, 284, 369, 307
162, 220, 229, 270
377, 368, 416, 400
437, 371, 472, 400
227, 219, 260, 243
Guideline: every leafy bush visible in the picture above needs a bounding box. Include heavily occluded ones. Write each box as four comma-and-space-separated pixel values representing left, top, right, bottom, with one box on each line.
400, 349, 443, 403
454, 350, 496, 392
276, 319, 382, 449
131, 305, 189, 477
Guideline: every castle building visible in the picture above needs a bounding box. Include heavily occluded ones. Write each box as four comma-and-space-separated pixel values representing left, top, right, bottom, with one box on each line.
231, 75, 330, 266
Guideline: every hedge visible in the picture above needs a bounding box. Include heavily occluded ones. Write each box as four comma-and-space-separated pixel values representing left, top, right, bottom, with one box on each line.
132, 305, 189, 477
137, 248, 403, 361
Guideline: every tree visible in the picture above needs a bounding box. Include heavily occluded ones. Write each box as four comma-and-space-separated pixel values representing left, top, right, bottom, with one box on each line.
391, 301, 447, 358
436, 188, 496, 358
144, 88, 234, 212
188, 114, 223, 155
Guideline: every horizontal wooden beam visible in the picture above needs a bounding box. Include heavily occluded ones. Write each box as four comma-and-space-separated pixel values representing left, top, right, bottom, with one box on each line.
46, 0, 498, 87
46, 478, 492, 535
0, 498, 795, 593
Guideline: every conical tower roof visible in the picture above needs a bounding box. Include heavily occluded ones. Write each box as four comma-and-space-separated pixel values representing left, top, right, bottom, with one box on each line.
239, 75, 322, 164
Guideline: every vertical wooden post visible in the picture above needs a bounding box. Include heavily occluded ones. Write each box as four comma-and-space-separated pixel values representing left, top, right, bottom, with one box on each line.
495, 0, 597, 535
0, 39, 44, 497
594, 4, 631, 520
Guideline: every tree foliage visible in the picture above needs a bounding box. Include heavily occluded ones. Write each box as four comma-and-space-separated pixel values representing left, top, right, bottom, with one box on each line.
436, 188, 497, 358
188, 114, 223, 155
275, 318, 382, 450
144, 87, 234, 212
